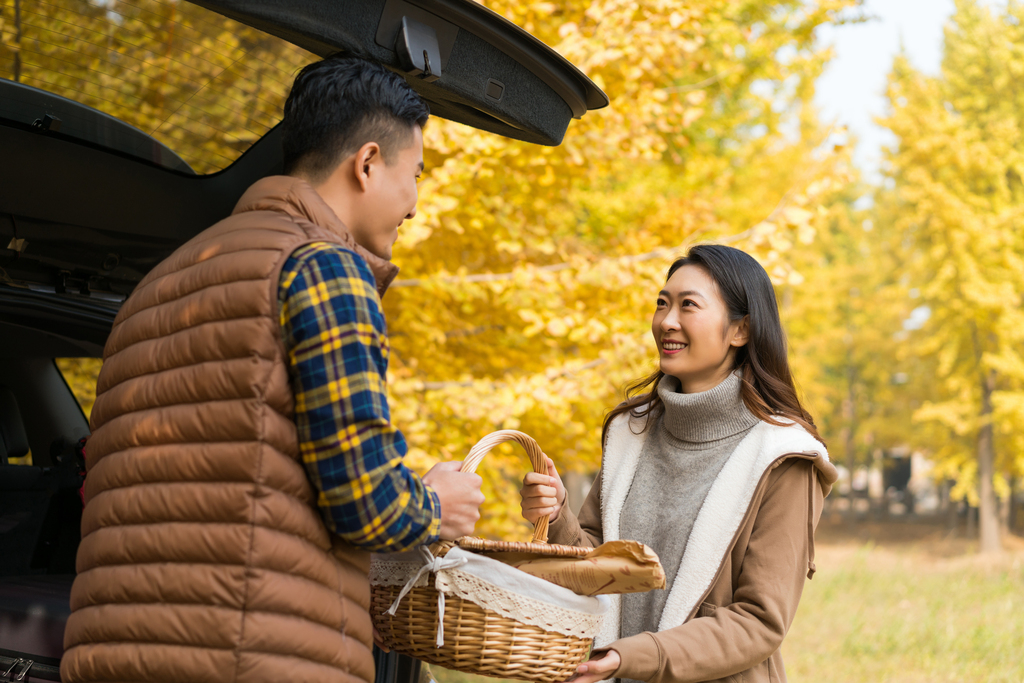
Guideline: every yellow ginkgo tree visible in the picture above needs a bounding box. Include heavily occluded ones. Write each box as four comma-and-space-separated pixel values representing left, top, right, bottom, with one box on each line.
879, 0, 1024, 552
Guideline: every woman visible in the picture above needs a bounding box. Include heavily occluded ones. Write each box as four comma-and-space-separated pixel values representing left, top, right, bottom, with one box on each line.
520, 245, 836, 683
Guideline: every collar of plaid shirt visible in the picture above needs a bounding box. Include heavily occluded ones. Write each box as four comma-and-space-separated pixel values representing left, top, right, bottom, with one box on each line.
232, 175, 400, 297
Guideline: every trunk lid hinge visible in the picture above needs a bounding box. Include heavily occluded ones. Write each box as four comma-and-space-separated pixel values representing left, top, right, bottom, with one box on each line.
2, 658, 33, 682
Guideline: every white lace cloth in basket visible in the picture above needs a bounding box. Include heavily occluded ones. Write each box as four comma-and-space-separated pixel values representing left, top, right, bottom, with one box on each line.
371, 546, 609, 645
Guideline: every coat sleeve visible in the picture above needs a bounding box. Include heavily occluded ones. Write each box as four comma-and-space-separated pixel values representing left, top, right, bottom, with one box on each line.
608, 459, 824, 683
546, 470, 604, 548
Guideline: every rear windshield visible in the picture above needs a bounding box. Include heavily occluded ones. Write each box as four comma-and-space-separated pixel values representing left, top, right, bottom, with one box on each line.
56, 358, 101, 421
0, 0, 315, 174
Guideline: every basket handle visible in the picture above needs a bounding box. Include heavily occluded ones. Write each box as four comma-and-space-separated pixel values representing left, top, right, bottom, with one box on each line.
460, 429, 551, 544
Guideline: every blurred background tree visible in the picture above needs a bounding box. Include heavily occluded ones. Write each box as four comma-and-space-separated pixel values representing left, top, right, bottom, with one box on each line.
783, 179, 915, 499
875, 0, 1024, 552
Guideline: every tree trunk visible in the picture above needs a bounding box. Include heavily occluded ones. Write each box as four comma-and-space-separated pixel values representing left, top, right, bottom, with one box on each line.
843, 359, 857, 528
999, 487, 1010, 535
944, 481, 959, 535
977, 368, 1000, 553
1009, 477, 1020, 535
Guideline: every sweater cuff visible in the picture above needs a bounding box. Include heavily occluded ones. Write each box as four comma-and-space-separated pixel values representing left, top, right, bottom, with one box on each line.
547, 504, 581, 546
600, 632, 661, 681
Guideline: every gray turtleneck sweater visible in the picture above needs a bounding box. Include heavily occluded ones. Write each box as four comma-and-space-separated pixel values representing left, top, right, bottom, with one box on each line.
619, 371, 759, 640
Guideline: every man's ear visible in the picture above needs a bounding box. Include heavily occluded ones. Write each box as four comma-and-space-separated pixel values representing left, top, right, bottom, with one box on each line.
730, 316, 750, 348
353, 141, 382, 192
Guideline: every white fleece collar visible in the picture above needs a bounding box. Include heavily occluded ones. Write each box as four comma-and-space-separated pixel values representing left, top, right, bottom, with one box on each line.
595, 413, 828, 647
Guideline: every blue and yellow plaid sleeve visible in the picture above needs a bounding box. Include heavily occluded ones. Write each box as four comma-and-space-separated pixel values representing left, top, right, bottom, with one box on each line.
279, 242, 440, 552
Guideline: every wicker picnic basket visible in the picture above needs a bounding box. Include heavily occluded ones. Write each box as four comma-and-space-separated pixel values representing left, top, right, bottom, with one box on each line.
370, 430, 603, 683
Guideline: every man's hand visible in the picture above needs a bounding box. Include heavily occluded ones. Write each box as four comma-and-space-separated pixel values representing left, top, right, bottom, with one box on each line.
520, 456, 566, 524
423, 460, 484, 540
571, 649, 620, 683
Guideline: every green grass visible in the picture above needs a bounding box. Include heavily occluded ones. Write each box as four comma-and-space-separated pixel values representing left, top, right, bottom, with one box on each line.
428, 668, 513, 683
785, 541, 1024, 683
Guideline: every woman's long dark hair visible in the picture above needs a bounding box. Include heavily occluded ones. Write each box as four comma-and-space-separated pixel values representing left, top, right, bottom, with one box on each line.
602, 244, 822, 444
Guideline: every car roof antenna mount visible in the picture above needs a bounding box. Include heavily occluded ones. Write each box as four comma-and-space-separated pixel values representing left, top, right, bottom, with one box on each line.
395, 16, 441, 83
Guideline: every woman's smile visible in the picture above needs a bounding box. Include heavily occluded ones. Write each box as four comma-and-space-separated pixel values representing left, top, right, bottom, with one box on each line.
661, 340, 688, 354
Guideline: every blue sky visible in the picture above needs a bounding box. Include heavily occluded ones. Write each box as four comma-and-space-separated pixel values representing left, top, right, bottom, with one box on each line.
814, 0, 959, 183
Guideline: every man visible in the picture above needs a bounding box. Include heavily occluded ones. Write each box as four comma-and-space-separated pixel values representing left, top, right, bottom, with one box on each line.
62, 56, 484, 683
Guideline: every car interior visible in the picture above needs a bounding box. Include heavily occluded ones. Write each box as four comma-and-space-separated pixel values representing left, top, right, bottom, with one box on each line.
0, 357, 90, 681
0, 1, 605, 681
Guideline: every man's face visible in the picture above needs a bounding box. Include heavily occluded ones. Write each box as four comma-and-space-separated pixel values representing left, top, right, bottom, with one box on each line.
351, 125, 424, 261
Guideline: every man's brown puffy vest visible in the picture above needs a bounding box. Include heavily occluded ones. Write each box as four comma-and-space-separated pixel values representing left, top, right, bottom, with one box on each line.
62, 177, 399, 683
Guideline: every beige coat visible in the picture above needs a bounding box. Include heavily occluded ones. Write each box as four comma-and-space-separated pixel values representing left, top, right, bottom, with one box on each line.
549, 415, 837, 683
63, 177, 398, 683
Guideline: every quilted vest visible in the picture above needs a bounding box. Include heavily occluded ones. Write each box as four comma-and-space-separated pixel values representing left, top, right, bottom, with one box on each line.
62, 176, 399, 683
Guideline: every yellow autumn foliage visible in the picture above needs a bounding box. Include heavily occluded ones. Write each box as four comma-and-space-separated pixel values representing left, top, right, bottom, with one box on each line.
386, 0, 858, 538
6, 0, 877, 541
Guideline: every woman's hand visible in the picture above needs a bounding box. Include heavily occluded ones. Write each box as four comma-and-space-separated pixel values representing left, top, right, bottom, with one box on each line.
571, 649, 621, 683
372, 627, 389, 653
520, 456, 567, 524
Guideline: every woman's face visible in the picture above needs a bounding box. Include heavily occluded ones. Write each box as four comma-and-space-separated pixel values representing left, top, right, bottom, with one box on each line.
652, 264, 749, 393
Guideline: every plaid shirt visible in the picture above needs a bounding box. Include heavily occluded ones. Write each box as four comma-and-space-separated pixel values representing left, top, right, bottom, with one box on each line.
279, 242, 440, 552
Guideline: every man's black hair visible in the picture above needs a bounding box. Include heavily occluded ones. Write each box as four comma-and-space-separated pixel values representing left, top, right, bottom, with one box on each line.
282, 55, 429, 181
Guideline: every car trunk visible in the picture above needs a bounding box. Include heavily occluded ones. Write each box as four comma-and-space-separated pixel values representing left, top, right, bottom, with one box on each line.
0, 0, 606, 325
